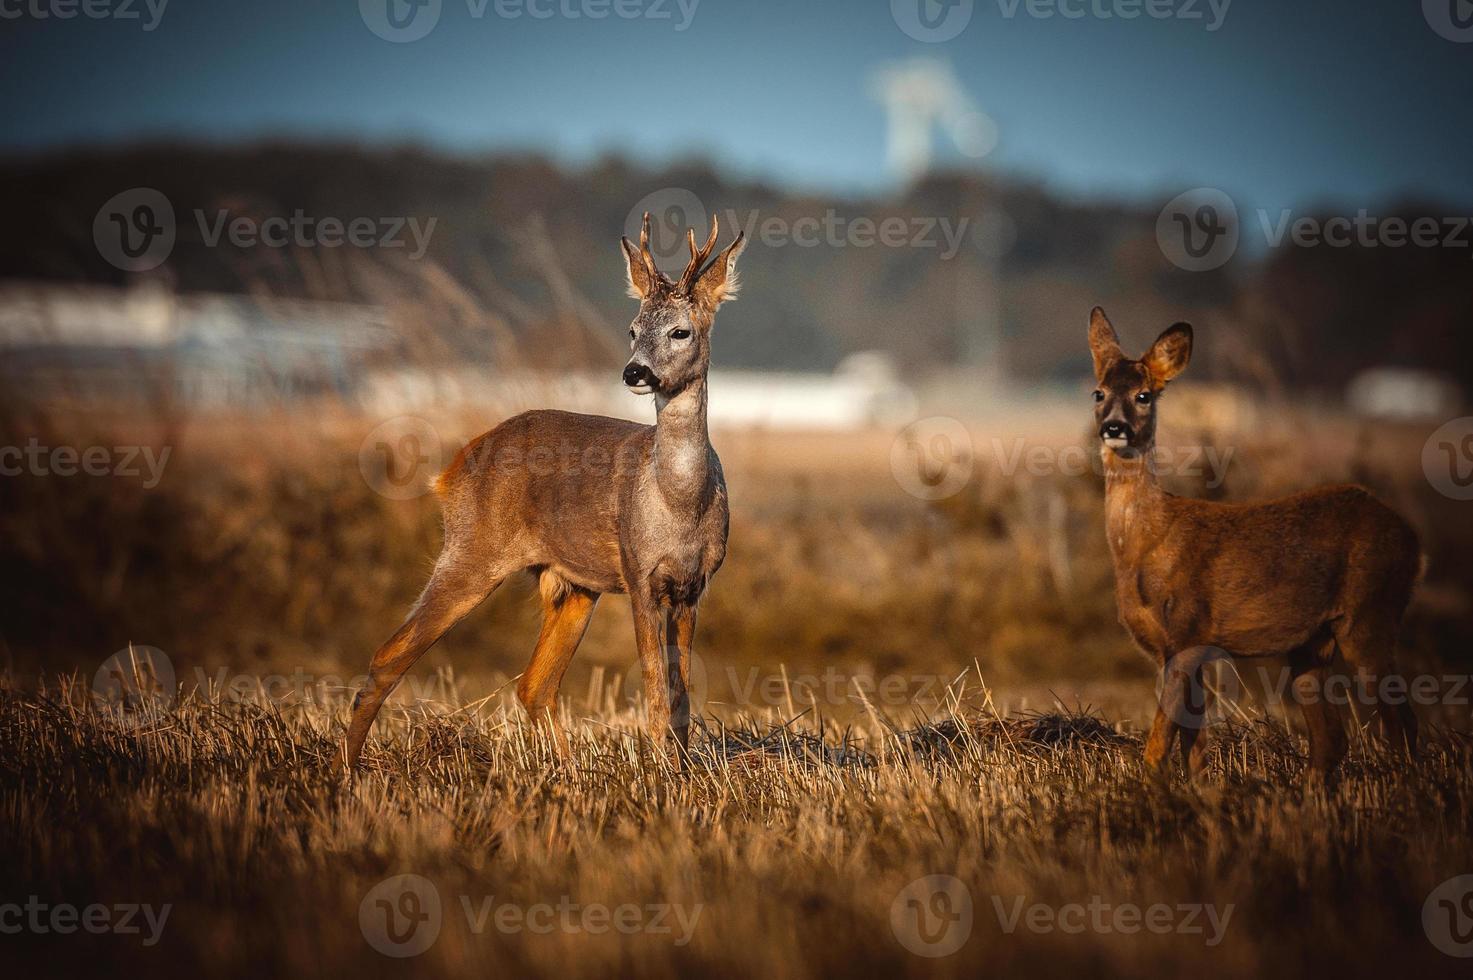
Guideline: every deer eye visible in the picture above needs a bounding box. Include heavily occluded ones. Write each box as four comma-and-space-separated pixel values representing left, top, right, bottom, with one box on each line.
629, 329, 636, 340
1136, 391, 1152, 404
1092, 390, 1104, 403
669, 328, 692, 341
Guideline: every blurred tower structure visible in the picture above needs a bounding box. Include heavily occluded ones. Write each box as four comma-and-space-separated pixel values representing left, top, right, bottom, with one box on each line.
869, 58, 996, 184
869, 59, 1004, 388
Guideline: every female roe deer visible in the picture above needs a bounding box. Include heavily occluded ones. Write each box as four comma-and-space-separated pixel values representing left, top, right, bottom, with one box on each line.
1086, 307, 1421, 778
343, 214, 745, 769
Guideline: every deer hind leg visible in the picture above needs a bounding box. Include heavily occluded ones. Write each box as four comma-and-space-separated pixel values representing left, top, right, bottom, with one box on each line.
1288, 635, 1348, 778
1333, 612, 1418, 756
342, 555, 507, 770
1174, 660, 1219, 780
517, 571, 598, 758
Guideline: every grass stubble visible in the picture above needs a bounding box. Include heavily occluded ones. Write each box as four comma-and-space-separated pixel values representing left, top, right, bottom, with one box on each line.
3, 674, 1471, 979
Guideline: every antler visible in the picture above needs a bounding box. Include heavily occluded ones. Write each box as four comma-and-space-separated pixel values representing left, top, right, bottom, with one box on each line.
678, 214, 720, 294
637, 212, 670, 292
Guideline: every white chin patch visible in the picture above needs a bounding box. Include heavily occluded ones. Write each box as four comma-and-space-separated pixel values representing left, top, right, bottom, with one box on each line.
1103, 437, 1129, 449
626, 384, 654, 396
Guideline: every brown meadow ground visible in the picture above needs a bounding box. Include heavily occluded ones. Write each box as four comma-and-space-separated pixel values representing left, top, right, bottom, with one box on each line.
3, 393, 1473, 976
5, 682, 1473, 979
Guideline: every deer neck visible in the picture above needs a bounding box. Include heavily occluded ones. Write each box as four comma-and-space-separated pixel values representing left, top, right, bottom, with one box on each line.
652, 375, 713, 510
1102, 444, 1166, 561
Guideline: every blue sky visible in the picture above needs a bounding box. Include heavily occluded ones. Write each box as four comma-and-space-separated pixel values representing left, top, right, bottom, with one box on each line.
1, 0, 1469, 214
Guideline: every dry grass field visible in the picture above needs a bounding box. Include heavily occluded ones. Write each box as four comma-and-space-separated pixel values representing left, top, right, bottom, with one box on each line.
3, 396, 1473, 977
5, 680, 1473, 979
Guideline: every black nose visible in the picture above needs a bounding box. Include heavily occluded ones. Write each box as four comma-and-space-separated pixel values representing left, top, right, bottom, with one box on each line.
623, 363, 654, 387
1101, 421, 1132, 441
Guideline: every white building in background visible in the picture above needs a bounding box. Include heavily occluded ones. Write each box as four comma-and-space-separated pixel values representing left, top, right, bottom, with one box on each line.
358, 353, 917, 432
708, 353, 916, 430
1346, 367, 1463, 421
0, 281, 394, 405
1, 282, 917, 430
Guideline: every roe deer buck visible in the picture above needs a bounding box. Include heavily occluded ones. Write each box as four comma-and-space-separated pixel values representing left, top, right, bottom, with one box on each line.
342, 213, 745, 769
1086, 307, 1421, 779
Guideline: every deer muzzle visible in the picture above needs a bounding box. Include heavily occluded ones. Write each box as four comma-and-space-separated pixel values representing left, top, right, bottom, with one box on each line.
1100, 421, 1133, 448
622, 362, 659, 394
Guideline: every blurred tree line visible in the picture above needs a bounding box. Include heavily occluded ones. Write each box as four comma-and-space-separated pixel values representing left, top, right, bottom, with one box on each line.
1, 143, 1468, 396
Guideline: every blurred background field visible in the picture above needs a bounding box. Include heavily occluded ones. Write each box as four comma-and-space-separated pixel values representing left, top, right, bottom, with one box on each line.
1, 133, 1472, 722
2, 360, 1470, 729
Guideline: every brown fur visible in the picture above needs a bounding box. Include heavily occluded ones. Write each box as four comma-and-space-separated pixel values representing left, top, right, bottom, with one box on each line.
342, 214, 745, 769
1087, 307, 1421, 779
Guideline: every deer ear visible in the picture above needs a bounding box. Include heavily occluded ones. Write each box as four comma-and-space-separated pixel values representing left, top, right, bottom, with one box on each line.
621, 236, 654, 300
1088, 306, 1124, 380
1144, 323, 1193, 385
691, 233, 746, 313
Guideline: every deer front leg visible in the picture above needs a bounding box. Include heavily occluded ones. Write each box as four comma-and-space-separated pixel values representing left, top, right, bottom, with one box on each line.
1144, 707, 1178, 778
666, 604, 698, 755
631, 589, 684, 767
1149, 646, 1218, 781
